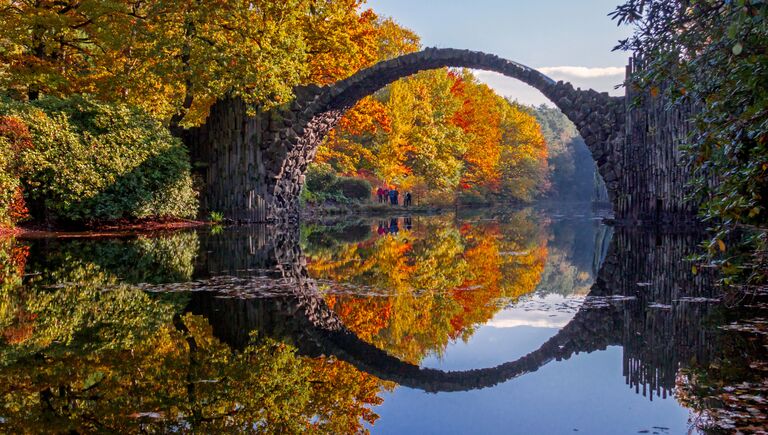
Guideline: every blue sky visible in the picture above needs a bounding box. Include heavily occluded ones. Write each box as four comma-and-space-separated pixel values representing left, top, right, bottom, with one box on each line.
366, 0, 633, 105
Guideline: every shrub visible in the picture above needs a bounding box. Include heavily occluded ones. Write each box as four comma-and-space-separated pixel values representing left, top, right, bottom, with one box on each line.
302, 163, 373, 204
305, 163, 338, 194
333, 177, 371, 201
0, 96, 198, 223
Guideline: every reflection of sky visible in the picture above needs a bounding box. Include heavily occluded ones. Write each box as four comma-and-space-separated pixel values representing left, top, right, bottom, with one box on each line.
487, 294, 586, 329
372, 325, 692, 434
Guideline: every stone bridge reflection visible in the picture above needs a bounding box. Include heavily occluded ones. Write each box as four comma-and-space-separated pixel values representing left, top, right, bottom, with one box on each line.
162, 225, 719, 397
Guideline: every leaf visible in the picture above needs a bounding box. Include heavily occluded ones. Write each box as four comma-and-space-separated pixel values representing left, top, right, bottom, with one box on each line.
83, 371, 105, 390
717, 239, 727, 252
727, 23, 739, 39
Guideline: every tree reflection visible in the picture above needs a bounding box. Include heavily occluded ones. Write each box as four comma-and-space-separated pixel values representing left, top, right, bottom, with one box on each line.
0, 234, 391, 433
303, 210, 549, 363
2, 214, 756, 432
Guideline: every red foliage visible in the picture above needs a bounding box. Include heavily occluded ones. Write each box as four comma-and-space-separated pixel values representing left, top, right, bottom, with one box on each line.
0, 116, 33, 153
8, 187, 29, 223
0, 241, 29, 285
0, 116, 32, 226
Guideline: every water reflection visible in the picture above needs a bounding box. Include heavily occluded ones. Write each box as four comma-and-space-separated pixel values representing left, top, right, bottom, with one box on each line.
0, 208, 764, 433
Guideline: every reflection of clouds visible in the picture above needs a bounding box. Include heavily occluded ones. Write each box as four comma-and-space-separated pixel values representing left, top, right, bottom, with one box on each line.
488, 294, 586, 329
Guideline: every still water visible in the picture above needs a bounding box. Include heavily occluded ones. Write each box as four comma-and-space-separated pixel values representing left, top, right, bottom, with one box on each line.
1, 206, 765, 433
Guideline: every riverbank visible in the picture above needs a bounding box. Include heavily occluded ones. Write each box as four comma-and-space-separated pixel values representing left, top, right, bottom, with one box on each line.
301, 199, 614, 222
7, 218, 210, 239
301, 202, 453, 220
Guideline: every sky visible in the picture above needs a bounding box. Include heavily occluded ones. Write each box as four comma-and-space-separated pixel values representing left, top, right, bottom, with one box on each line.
366, 0, 633, 106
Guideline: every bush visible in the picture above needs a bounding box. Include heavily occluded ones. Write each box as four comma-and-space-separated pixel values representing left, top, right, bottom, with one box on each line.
0, 96, 198, 223
305, 163, 338, 194
302, 163, 373, 204
333, 177, 371, 201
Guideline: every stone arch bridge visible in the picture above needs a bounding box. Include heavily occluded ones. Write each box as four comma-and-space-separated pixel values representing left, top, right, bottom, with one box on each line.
182, 48, 695, 224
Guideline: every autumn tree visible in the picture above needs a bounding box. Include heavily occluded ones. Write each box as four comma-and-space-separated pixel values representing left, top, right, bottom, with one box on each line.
0, 0, 411, 126
498, 101, 550, 201
319, 68, 550, 203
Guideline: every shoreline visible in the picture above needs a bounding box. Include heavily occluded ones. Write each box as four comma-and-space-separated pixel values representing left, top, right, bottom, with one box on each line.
7, 219, 210, 240
2, 201, 615, 239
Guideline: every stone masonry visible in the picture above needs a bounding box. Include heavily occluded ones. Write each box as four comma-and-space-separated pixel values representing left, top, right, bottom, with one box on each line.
183, 48, 625, 223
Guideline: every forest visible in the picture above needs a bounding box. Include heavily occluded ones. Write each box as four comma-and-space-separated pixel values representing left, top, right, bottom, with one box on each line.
0, 0, 598, 230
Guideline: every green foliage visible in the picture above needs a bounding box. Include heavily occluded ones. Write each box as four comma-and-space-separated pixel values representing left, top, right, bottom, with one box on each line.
26, 233, 200, 286
457, 190, 491, 205
303, 163, 371, 204
0, 140, 22, 227
0, 96, 198, 223
209, 211, 224, 223
334, 177, 372, 201
305, 163, 339, 194
532, 105, 604, 201
612, 1, 768, 281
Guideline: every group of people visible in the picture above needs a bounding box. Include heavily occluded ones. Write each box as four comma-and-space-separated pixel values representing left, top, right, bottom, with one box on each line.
376, 217, 413, 236
376, 187, 412, 207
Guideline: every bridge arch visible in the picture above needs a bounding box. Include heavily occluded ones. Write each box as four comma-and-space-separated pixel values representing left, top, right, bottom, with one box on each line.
184, 48, 627, 223
183, 278, 621, 393
168, 224, 716, 395
176, 225, 625, 394
268, 48, 625, 221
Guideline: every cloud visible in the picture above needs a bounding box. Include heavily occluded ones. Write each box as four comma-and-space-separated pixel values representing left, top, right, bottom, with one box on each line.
537, 66, 625, 79
472, 68, 626, 106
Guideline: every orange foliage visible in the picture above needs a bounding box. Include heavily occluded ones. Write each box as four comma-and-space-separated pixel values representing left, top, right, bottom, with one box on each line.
450, 73, 503, 190
0, 116, 34, 152
320, 68, 550, 201
306, 214, 549, 363
0, 239, 34, 344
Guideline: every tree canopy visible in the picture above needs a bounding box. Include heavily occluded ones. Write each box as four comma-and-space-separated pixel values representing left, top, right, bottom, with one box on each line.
0, 0, 418, 126
316, 69, 550, 203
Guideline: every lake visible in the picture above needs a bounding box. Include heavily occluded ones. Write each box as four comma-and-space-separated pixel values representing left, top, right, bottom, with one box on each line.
1, 205, 765, 433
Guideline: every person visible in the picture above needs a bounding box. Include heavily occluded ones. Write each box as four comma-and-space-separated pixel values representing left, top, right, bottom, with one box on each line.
389, 218, 399, 234
377, 222, 387, 235
376, 187, 384, 203
393, 189, 399, 206
382, 187, 389, 204
404, 192, 412, 207
389, 188, 397, 206
404, 217, 412, 231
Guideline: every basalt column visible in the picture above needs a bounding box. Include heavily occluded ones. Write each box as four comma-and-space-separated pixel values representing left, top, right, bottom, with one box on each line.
181, 99, 273, 222
181, 87, 328, 223
617, 56, 701, 223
